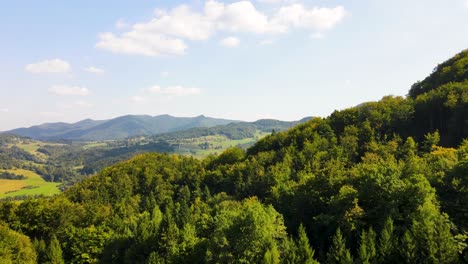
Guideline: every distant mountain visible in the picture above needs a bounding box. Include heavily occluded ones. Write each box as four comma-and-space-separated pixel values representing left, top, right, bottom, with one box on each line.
3, 115, 238, 141
148, 117, 314, 141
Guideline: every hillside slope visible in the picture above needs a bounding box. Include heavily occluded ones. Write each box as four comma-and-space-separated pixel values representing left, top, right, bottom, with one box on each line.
0, 50, 467, 263
4, 115, 237, 141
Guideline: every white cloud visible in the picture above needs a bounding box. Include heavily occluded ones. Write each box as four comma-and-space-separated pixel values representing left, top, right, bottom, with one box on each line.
48, 85, 90, 96
96, 32, 187, 56
213, 1, 285, 33
0, 108, 9, 113
85, 66, 105, 74
221, 36, 240, 47
258, 0, 281, 3
97, 1, 347, 56
272, 4, 346, 32
257, 0, 297, 4
161, 71, 170, 77
135, 5, 216, 41
25, 59, 71, 73
148, 85, 201, 96
465, 0, 468, 8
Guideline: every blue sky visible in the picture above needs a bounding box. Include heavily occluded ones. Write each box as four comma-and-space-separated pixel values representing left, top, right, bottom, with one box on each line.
1, 0, 468, 130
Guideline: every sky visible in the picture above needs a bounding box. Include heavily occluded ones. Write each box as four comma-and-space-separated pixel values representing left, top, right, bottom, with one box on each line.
1, 0, 468, 131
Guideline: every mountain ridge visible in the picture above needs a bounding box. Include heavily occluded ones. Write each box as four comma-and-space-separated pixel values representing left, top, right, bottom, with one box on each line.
3, 114, 239, 141
3, 115, 312, 142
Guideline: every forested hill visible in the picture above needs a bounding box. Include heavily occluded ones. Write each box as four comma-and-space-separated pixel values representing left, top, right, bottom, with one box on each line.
149, 118, 313, 141
0, 50, 467, 263
3, 115, 237, 141
409, 49, 468, 98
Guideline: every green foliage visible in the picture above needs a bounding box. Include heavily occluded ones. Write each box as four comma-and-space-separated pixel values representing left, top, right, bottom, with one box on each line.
327, 228, 353, 264
358, 227, 377, 264
409, 49, 468, 98
0, 50, 467, 263
45, 235, 64, 264
378, 218, 395, 263
206, 197, 287, 263
295, 224, 319, 264
0, 222, 37, 264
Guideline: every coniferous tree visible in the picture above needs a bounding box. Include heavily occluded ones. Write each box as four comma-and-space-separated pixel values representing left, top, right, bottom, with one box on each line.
33, 238, 47, 264
262, 241, 280, 264
327, 228, 353, 264
378, 217, 394, 263
358, 227, 377, 264
45, 235, 64, 264
399, 230, 416, 264
296, 224, 319, 264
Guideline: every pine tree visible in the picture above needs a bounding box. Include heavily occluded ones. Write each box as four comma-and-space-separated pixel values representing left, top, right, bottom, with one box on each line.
147, 251, 165, 264
378, 217, 394, 263
399, 230, 416, 264
327, 228, 353, 264
296, 224, 319, 264
262, 241, 280, 264
432, 214, 458, 263
46, 235, 64, 264
33, 238, 47, 264
358, 227, 377, 264
283, 237, 298, 264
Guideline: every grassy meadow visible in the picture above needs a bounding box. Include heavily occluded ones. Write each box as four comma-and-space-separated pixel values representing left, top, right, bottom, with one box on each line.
0, 169, 61, 199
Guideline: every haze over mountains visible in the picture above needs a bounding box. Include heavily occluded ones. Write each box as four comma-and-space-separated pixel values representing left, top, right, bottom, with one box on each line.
3, 115, 237, 141
3, 115, 311, 141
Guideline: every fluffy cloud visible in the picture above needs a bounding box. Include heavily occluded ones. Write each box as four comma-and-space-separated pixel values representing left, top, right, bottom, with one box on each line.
221, 36, 240, 47
148, 85, 201, 96
48, 85, 90, 96
97, 1, 347, 56
257, 0, 297, 4
96, 32, 187, 56
272, 4, 346, 32
0, 108, 9, 113
134, 5, 216, 41
25, 59, 71, 73
85, 66, 105, 74
213, 1, 284, 33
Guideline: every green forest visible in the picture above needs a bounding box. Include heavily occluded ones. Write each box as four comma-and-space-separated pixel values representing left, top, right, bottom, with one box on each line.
0, 49, 467, 263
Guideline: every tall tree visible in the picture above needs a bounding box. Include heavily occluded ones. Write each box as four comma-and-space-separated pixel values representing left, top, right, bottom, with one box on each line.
296, 224, 319, 264
358, 227, 377, 264
45, 235, 64, 264
378, 217, 395, 263
327, 228, 353, 264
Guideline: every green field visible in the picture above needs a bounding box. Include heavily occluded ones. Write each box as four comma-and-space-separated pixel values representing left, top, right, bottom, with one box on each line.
0, 169, 61, 199
9, 141, 63, 161
173, 131, 269, 158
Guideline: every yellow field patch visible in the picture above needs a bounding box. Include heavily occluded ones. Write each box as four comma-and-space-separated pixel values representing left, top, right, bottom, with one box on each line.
0, 179, 27, 193
0, 168, 61, 199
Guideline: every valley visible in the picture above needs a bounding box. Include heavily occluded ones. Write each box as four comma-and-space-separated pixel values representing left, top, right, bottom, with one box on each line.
0, 119, 303, 199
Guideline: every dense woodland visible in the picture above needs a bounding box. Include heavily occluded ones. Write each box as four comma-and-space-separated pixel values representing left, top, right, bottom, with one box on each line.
0, 49, 467, 263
